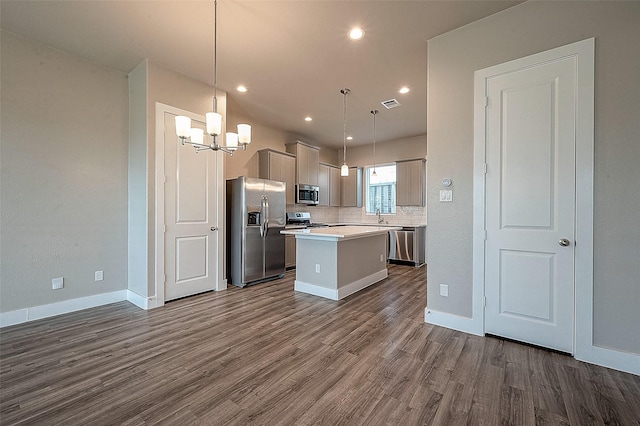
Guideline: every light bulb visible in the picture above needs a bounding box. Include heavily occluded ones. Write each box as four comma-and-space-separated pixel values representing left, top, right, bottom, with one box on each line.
206, 112, 222, 136
190, 128, 204, 145
175, 116, 191, 138
341, 164, 349, 176
237, 124, 251, 145
226, 132, 238, 150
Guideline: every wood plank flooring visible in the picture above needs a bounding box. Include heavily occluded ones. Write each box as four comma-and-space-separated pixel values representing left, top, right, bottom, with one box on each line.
1, 264, 639, 425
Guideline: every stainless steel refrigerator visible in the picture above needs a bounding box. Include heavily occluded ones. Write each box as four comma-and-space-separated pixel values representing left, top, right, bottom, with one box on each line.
226, 177, 286, 287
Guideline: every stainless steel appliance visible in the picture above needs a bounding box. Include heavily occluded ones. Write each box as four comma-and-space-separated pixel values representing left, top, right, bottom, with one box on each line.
227, 177, 286, 287
295, 184, 319, 205
388, 226, 426, 267
285, 212, 328, 228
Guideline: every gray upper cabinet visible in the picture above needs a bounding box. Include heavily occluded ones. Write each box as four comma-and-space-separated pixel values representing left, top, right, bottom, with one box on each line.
396, 158, 426, 206
286, 141, 320, 186
318, 163, 341, 207
258, 149, 296, 204
341, 166, 363, 207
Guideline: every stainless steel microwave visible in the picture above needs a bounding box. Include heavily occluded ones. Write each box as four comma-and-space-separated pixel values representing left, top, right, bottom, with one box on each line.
295, 184, 319, 205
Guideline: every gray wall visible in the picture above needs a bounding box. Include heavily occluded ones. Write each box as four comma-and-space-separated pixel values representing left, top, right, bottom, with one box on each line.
1, 31, 129, 312
128, 61, 216, 297
426, 1, 640, 354
339, 134, 427, 168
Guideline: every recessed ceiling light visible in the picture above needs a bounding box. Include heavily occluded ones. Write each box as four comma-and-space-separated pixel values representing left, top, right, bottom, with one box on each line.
399, 87, 410, 94
236, 85, 248, 92
304, 116, 312, 122
347, 136, 353, 141
349, 28, 365, 40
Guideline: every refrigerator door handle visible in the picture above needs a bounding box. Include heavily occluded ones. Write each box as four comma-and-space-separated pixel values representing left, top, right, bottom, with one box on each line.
264, 196, 270, 236
259, 197, 266, 238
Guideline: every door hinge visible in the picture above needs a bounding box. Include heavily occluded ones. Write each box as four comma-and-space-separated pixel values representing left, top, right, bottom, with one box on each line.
483, 230, 487, 240
483, 163, 488, 174
484, 96, 489, 108
483, 296, 487, 307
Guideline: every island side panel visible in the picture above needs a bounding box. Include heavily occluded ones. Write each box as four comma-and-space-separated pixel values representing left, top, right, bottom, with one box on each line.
295, 238, 339, 292
336, 233, 388, 299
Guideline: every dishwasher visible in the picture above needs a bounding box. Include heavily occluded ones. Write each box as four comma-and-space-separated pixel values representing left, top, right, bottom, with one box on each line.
388, 226, 426, 267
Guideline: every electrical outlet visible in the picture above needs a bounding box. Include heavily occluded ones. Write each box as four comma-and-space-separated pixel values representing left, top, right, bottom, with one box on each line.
95, 270, 104, 281
380, 254, 384, 262
439, 284, 449, 297
52, 277, 64, 290
315, 264, 320, 273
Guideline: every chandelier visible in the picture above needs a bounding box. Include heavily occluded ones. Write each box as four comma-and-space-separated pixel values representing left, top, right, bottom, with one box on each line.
174, 0, 250, 155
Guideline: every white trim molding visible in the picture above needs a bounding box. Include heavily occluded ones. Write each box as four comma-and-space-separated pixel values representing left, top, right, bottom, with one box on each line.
295, 269, 388, 301
0, 290, 128, 328
424, 308, 483, 336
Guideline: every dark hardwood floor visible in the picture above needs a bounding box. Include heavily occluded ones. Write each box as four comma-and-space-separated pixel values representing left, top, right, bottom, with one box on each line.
1, 264, 639, 425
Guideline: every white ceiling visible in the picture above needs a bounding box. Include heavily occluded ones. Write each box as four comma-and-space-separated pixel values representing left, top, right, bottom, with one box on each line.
1, 0, 521, 149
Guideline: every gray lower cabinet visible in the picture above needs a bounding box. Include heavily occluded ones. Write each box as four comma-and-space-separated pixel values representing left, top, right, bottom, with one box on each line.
285, 234, 296, 269
258, 149, 296, 205
318, 163, 341, 207
396, 158, 426, 206
341, 166, 363, 207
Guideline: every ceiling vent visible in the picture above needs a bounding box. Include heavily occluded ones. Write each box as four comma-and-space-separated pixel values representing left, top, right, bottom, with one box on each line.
381, 98, 401, 109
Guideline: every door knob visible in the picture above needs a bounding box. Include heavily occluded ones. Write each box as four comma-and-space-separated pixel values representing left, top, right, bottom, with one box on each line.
559, 238, 570, 247
211, 227, 218, 231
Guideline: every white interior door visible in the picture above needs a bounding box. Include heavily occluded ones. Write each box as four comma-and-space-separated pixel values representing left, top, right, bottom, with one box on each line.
164, 112, 217, 301
484, 55, 577, 353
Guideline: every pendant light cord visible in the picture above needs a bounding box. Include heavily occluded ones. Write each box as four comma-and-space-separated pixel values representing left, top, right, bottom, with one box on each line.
371, 109, 378, 174
341, 88, 350, 165
213, 0, 218, 113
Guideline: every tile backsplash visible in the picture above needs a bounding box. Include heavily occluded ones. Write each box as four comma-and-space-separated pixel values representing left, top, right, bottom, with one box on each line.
286, 204, 426, 226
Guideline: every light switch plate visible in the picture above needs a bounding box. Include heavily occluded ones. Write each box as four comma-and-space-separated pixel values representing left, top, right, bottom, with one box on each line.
440, 284, 449, 297
52, 277, 64, 290
95, 270, 104, 281
439, 190, 453, 202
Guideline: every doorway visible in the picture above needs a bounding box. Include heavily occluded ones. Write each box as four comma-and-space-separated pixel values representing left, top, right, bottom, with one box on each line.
155, 103, 226, 305
473, 39, 594, 354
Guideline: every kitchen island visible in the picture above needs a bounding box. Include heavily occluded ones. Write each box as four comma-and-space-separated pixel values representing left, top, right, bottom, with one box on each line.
281, 226, 400, 300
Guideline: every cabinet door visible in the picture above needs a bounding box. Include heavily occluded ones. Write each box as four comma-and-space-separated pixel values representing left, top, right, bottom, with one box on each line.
341, 167, 362, 207
283, 155, 296, 205
408, 160, 424, 206
307, 147, 319, 186
329, 166, 341, 207
395, 162, 409, 206
396, 160, 425, 206
285, 235, 296, 269
318, 164, 330, 206
296, 145, 309, 184
268, 152, 283, 183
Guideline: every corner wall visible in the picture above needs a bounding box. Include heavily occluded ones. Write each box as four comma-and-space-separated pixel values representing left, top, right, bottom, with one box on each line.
426, 1, 640, 363
1, 31, 129, 316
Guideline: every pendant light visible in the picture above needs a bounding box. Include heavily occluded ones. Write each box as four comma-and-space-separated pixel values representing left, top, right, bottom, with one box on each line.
174, 0, 251, 155
371, 109, 379, 177
340, 88, 351, 177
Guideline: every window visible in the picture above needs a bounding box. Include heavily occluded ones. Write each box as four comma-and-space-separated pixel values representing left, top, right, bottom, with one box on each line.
365, 164, 396, 214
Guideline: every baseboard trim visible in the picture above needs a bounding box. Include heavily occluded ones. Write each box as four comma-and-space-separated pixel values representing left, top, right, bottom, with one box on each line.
0, 290, 128, 328
576, 344, 640, 376
424, 307, 484, 336
126, 290, 161, 310
295, 269, 388, 301
425, 308, 639, 375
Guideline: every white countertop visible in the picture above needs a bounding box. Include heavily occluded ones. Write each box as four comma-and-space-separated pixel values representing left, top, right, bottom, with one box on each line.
281, 225, 401, 241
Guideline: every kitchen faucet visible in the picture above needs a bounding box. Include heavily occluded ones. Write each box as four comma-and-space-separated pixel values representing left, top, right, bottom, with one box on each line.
376, 208, 384, 224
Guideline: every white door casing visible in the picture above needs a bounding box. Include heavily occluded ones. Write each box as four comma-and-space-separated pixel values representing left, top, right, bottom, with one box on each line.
484, 57, 577, 353
155, 103, 226, 306
473, 39, 594, 356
